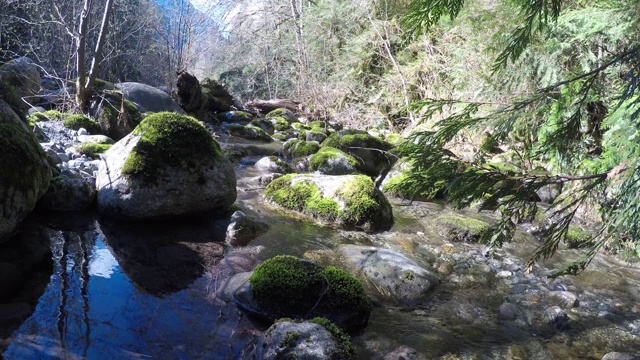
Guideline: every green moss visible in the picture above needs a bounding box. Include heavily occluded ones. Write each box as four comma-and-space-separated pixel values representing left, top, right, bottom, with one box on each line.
63, 114, 101, 133
0, 111, 49, 192
0, 73, 26, 122
336, 176, 381, 225
291, 122, 311, 131
310, 121, 329, 131
122, 112, 221, 183
29, 110, 64, 122
250, 119, 274, 134
309, 147, 358, 172
266, 108, 296, 119
227, 123, 273, 142
311, 317, 356, 360
566, 226, 594, 249
323, 129, 392, 151
279, 331, 300, 348
437, 215, 490, 242
384, 133, 403, 146
249, 255, 370, 330
283, 139, 320, 158
269, 116, 290, 131
74, 143, 112, 158
98, 91, 142, 135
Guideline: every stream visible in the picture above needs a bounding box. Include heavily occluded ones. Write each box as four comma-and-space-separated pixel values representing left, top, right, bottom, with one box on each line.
3, 142, 640, 359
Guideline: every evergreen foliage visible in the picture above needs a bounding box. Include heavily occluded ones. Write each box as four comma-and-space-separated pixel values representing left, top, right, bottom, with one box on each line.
394, 0, 640, 275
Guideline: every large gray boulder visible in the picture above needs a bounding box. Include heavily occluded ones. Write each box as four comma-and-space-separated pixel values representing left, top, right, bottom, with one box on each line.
116, 82, 185, 114
0, 100, 52, 241
0, 57, 41, 106
264, 174, 393, 232
335, 245, 440, 307
96, 112, 236, 219
258, 320, 355, 360
38, 169, 95, 211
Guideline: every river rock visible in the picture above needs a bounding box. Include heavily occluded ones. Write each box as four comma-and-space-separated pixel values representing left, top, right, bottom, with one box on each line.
250, 119, 275, 135
0, 99, 52, 241
93, 91, 143, 141
38, 169, 96, 211
282, 139, 320, 159
550, 291, 579, 308
335, 245, 440, 307
77, 134, 115, 144
218, 111, 254, 124
96, 112, 236, 219
225, 211, 269, 246
116, 82, 185, 114
602, 353, 640, 360
383, 345, 427, 360
322, 129, 395, 177
0, 57, 40, 106
543, 306, 569, 329
308, 147, 360, 175
266, 108, 298, 123
226, 123, 273, 142
258, 320, 354, 360
264, 174, 393, 232
254, 156, 292, 173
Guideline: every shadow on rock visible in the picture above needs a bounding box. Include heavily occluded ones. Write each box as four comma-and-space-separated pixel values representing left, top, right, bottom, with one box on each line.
0, 218, 53, 353
97, 216, 226, 297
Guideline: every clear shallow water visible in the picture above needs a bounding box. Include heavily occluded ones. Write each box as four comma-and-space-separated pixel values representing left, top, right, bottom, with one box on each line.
3, 162, 640, 359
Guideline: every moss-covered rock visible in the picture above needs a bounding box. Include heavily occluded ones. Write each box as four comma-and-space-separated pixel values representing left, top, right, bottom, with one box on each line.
0, 57, 40, 107
0, 72, 27, 122
566, 226, 594, 249
63, 114, 101, 134
322, 129, 394, 177
309, 147, 359, 175
226, 123, 273, 142
282, 139, 320, 159
259, 318, 356, 360
27, 110, 64, 123
268, 116, 291, 131
96, 90, 142, 140
0, 99, 52, 241
74, 143, 112, 158
437, 215, 490, 242
96, 112, 237, 219
306, 128, 328, 143
248, 255, 371, 331
291, 122, 311, 131
264, 174, 393, 232
219, 111, 254, 124
266, 108, 298, 123
381, 159, 446, 201
250, 119, 275, 135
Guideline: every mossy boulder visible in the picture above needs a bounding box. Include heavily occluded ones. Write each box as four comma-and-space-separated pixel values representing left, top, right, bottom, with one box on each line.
250, 119, 275, 135
219, 111, 254, 124
0, 57, 40, 106
226, 123, 273, 142
282, 139, 320, 159
259, 318, 356, 360
268, 116, 291, 131
436, 215, 490, 242
243, 255, 371, 331
291, 122, 311, 131
0, 99, 52, 241
381, 159, 445, 201
322, 129, 395, 177
306, 128, 328, 143
266, 108, 298, 123
309, 147, 359, 175
96, 112, 237, 219
74, 143, 112, 158
566, 226, 594, 249
95, 90, 143, 140
264, 174, 393, 232
63, 114, 101, 134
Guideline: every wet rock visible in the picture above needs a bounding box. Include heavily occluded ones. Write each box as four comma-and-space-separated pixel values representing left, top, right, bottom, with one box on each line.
225, 211, 269, 246
309, 147, 360, 175
336, 245, 439, 307
255, 173, 283, 186
116, 82, 185, 114
96, 112, 237, 219
258, 320, 355, 360
602, 353, 640, 360
250, 119, 275, 135
38, 169, 96, 211
543, 306, 569, 329
226, 123, 273, 142
0, 99, 52, 241
550, 291, 579, 308
436, 215, 489, 243
218, 111, 254, 124
264, 174, 393, 232
254, 156, 292, 173
383, 345, 427, 360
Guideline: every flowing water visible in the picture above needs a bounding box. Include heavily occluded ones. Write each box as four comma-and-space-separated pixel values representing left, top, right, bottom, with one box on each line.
3, 152, 640, 359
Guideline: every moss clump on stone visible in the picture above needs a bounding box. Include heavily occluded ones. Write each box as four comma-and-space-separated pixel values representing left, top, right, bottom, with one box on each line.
311, 317, 357, 360
249, 255, 371, 329
0, 110, 50, 192
437, 215, 490, 242
63, 114, 101, 133
0, 73, 27, 123
122, 112, 221, 183
28, 110, 64, 122
266, 108, 297, 122
283, 139, 320, 158
227, 123, 273, 142
250, 119, 274, 134
566, 226, 594, 249
269, 116, 290, 131
336, 176, 382, 225
98, 91, 143, 137
75, 143, 112, 158
323, 129, 392, 152
309, 147, 358, 172
264, 174, 340, 220
291, 122, 311, 131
